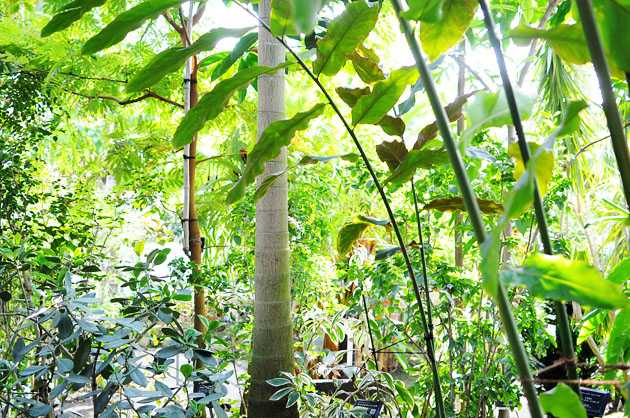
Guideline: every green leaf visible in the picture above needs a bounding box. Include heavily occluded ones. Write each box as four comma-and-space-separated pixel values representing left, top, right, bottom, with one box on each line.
268, 377, 292, 387
155, 345, 183, 359
127, 27, 255, 92
508, 142, 554, 197
376, 115, 406, 137
173, 62, 295, 148
501, 253, 630, 309
180, 363, 193, 379
401, 0, 445, 22
212, 32, 258, 81
419, 0, 477, 61
608, 258, 630, 284
577, 309, 606, 344
539, 383, 587, 418
28, 404, 53, 417
286, 391, 299, 408
41, 0, 106, 37
376, 139, 408, 172
82, 0, 186, 55
357, 215, 390, 227
336, 86, 371, 107
313, 1, 379, 76
352, 66, 418, 126
423, 197, 503, 215
292, 0, 325, 34
605, 309, 630, 380
337, 222, 370, 256
19, 365, 48, 376
384, 148, 449, 185
593, 0, 630, 74
12, 338, 25, 363
270, 0, 296, 36
461, 87, 536, 149
349, 50, 385, 84
226, 103, 327, 205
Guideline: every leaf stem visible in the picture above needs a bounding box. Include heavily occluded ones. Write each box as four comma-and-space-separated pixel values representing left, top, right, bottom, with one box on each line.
476, 0, 578, 393
390, 1, 544, 416
575, 0, 630, 209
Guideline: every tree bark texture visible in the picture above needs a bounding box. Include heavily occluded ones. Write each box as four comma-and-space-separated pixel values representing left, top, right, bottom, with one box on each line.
248, 2, 297, 417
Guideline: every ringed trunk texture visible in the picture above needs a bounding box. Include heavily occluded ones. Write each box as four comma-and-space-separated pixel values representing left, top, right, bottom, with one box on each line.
248, 1, 297, 417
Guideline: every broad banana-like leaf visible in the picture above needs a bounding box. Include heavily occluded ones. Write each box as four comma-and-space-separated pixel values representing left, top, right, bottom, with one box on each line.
212, 32, 258, 81
82, 0, 186, 55
127, 27, 255, 92
384, 148, 449, 185
226, 103, 327, 205
501, 253, 630, 310
352, 66, 418, 126
313, 1, 379, 76
423, 197, 503, 215
173, 62, 294, 148
539, 384, 587, 418
607, 257, 630, 284
419, 0, 477, 61
41, 0, 106, 37
594, 0, 630, 73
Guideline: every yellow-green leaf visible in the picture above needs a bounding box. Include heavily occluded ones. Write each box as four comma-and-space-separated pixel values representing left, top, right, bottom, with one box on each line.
423, 197, 503, 215
419, 0, 477, 61
349, 50, 385, 84
41, 0, 106, 37
509, 142, 554, 197
337, 222, 370, 256
540, 383, 587, 418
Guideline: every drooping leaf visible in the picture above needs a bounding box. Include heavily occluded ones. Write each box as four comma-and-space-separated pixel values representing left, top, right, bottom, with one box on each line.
352, 66, 418, 126
292, 0, 325, 34
376, 115, 406, 137
173, 62, 295, 147
226, 103, 327, 205
337, 222, 370, 256
414, 90, 480, 150
509, 142, 554, 197
82, 0, 186, 55
607, 257, 630, 284
349, 50, 385, 84
376, 139, 408, 172
336, 86, 371, 107
401, 0, 445, 22
270, 0, 296, 36
423, 197, 503, 215
313, 1, 379, 76
501, 253, 630, 309
127, 27, 255, 92
419, 0, 478, 61
212, 32, 258, 81
605, 309, 630, 380
461, 87, 536, 149
41, 0, 106, 37
384, 148, 449, 185
539, 383, 587, 418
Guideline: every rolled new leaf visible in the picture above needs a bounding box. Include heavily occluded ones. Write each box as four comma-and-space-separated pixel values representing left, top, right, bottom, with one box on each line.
41, 0, 106, 37
173, 62, 295, 148
127, 27, 255, 92
226, 103, 327, 205
82, 0, 186, 55
313, 1, 379, 77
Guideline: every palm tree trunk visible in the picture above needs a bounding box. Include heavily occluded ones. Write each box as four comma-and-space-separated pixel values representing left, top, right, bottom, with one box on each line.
248, 1, 297, 417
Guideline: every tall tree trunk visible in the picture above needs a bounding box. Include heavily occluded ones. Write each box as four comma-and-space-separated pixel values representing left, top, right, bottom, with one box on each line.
248, 2, 297, 417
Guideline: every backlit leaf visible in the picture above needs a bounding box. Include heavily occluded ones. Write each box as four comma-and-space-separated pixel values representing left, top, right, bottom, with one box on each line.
352, 66, 418, 126
270, 0, 296, 36
605, 310, 630, 380
82, 0, 186, 55
384, 148, 449, 185
419, 0, 477, 61
212, 32, 258, 81
226, 103, 327, 205
509, 142, 554, 197
313, 1, 379, 76
127, 27, 255, 92
401, 0, 445, 23
593, 0, 630, 74
539, 383, 587, 418
292, 0, 325, 34
501, 253, 630, 309
423, 197, 503, 215
336, 86, 371, 107
173, 62, 295, 148
607, 257, 630, 284
376, 115, 406, 137
349, 50, 385, 84
41, 0, 106, 37
337, 222, 370, 256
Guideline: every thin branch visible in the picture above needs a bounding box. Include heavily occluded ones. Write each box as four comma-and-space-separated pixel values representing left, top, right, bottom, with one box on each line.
563, 121, 630, 171
454, 54, 490, 90
65, 89, 184, 109
178, 6, 192, 46
163, 10, 184, 35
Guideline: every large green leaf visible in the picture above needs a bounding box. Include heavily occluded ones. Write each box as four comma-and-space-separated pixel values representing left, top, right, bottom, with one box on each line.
508, 142, 554, 198
384, 148, 449, 185
292, 0, 325, 34
419, 0, 477, 61
376, 139, 408, 172
226, 103, 327, 206
352, 66, 418, 126
127, 27, 255, 93
270, 0, 296, 36
401, 0, 445, 23
173, 62, 294, 148
423, 197, 503, 215
377, 115, 406, 137
337, 222, 370, 256
41, 0, 106, 37
607, 257, 630, 284
605, 309, 630, 380
501, 253, 630, 309
461, 87, 536, 149
349, 50, 385, 84
212, 32, 258, 81
82, 0, 186, 55
593, 0, 630, 74
313, 1, 379, 76
539, 383, 587, 418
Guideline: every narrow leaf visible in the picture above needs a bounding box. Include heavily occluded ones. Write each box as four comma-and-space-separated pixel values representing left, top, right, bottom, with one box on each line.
173, 62, 295, 148
313, 1, 379, 76
539, 383, 587, 418
423, 197, 503, 215
384, 148, 449, 185
419, 0, 477, 61
226, 103, 327, 205
82, 0, 186, 55
352, 66, 418, 126
501, 253, 630, 309
212, 32, 258, 81
41, 0, 106, 37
